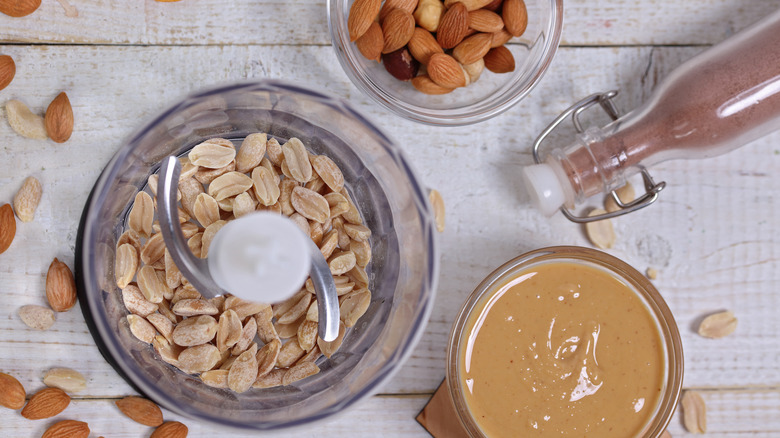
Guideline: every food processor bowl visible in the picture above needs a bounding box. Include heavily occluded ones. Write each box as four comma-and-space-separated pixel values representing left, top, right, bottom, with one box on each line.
74, 80, 438, 431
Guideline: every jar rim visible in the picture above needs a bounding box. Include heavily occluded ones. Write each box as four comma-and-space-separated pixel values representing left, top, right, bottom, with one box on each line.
445, 246, 683, 438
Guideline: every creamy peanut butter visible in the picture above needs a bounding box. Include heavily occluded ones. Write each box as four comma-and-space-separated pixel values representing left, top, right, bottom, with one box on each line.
459, 261, 665, 437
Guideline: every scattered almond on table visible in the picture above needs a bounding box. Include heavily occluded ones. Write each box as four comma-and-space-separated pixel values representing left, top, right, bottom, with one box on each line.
18, 304, 56, 330
21, 387, 70, 420
45, 92, 74, 143
43, 367, 87, 393
46, 257, 78, 312
0, 54, 15, 91
115, 395, 165, 427
348, 0, 527, 94
41, 419, 90, 438
0, 203, 16, 254
0, 372, 26, 410
13, 175, 42, 222
0, 0, 42, 17
151, 421, 189, 438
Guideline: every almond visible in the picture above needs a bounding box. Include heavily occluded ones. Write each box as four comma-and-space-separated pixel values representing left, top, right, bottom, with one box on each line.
348, 0, 381, 41
18, 304, 56, 330
444, 0, 491, 10
0, 0, 41, 17
355, 21, 383, 62
151, 421, 189, 438
483, 45, 515, 73
483, 0, 502, 11
436, 2, 469, 49
490, 28, 512, 47
0, 372, 26, 410
408, 27, 443, 64
0, 203, 16, 254
501, 0, 527, 36
427, 53, 467, 88
0, 55, 15, 91
381, 9, 416, 54
468, 9, 504, 32
46, 258, 78, 312
379, 0, 418, 21
21, 387, 70, 419
42, 420, 89, 438
115, 396, 164, 427
383, 47, 419, 81
452, 32, 491, 65
45, 92, 74, 143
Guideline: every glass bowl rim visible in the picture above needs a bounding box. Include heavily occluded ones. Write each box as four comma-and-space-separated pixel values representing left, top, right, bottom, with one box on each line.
327, 0, 564, 126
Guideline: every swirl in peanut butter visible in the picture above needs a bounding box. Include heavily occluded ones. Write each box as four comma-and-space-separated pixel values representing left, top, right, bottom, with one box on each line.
460, 262, 664, 437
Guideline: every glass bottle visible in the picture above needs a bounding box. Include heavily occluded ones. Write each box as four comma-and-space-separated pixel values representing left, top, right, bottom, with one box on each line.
523, 9, 780, 217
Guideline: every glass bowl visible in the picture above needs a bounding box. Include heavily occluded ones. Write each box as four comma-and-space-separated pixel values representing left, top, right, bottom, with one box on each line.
446, 246, 683, 437
74, 80, 439, 431
327, 0, 563, 125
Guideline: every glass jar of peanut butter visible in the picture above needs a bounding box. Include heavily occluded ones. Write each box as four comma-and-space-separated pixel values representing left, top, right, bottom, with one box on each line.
447, 246, 683, 437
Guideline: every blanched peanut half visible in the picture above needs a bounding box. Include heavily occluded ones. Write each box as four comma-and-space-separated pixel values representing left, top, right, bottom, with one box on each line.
235, 133, 267, 173
253, 368, 287, 389
251, 166, 281, 206
255, 338, 281, 378
216, 309, 242, 352
231, 317, 257, 356
282, 138, 313, 183
178, 344, 221, 374
228, 349, 258, 393
164, 249, 182, 290
154, 335, 183, 367
179, 177, 205, 217
232, 192, 256, 218
317, 321, 346, 358
115, 243, 138, 289
127, 314, 156, 344
311, 155, 345, 193
118, 229, 142, 253
193, 193, 220, 228
350, 239, 372, 268
278, 291, 312, 325
297, 320, 318, 351
265, 137, 284, 166
122, 284, 158, 317
195, 160, 236, 185
172, 298, 219, 317
329, 250, 357, 276
343, 223, 371, 241
146, 313, 174, 343
273, 289, 309, 319
171, 315, 218, 347
282, 361, 320, 386
137, 266, 168, 304
319, 229, 339, 260
201, 220, 226, 258
201, 369, 229, 388
340, 289, 371, 327
274, 318, 304, 339
13, 176, 42, 223
188, 138, 236, 169
207, 171, 253, 201
128, 191, 154, 238
291, 186, 330, 224
276, 337, 306, 368
324, 192, 349, 218
140, 233, 165, 265
339, 188, 363, 225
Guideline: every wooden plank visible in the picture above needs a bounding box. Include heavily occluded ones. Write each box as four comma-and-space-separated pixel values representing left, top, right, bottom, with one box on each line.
0, 389, 778, 436
0, 44, 779, 416
0, 0, 776, 46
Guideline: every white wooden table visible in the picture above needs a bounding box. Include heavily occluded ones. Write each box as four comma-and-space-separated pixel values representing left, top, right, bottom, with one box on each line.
1, 0, 779, 436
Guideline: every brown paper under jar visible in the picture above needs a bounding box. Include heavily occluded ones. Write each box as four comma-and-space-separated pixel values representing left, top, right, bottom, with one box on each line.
416, 380, 470, 438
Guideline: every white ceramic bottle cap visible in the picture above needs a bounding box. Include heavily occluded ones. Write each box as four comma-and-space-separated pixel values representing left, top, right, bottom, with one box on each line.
207, 212, 311, 304
522, 163, 566, 216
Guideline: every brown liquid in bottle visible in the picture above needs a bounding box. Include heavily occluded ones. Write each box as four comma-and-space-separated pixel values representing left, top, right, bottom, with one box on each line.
555, 10, 780, 202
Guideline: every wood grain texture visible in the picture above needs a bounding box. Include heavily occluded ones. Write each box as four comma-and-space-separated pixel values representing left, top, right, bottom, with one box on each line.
0, 0, 775, 46
0, 0, 779, 435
